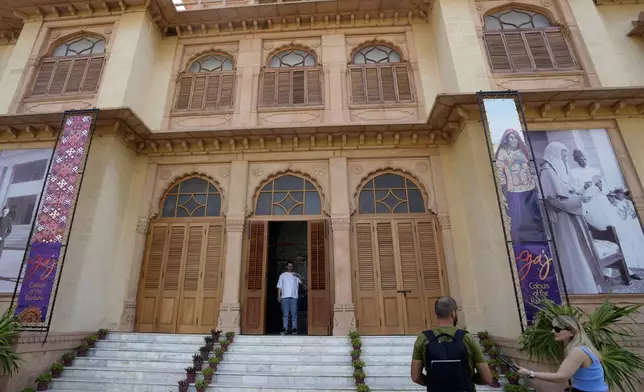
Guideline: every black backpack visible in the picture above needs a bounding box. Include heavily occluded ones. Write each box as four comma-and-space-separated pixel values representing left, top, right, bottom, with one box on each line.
423, 329, 474, 392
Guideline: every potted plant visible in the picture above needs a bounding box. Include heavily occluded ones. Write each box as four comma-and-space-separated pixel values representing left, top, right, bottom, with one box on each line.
195, 379, 209, 392
506, 370, 520, 385
192, 354, 204, 371
481, 339, 494, 352
76, 343, 89, 357
220, 340, 230, 352
353, 369, 365, 385
0, 310, 22, 377
61, 351, 76, 366
50, 362, 64, 378
208, 356, 221, 370
499, 360, 511, 373
211, 329, 222, 341
185, 366, 197, 383
477, 330, 489, 341
352, 359, 365, 370
491, 371, 501, 388
21, 388, 36, 392
350, 349, 361, 361
178, 380, 189, 392
214, 347, 224, 359
487, 359, 500, 372
356, 385, 371, 392
36, 373, 52, 391
348, 330, 360, 340
225, 331, 235, 343
86, 334, 98, 348
488, 347, 499, 359
351, 337, 362, 350
504, 385, 530, 392
199, 345, 211, 358
97, 328, 109, 340
205, 336, 215, 350
202, 366, 214, 383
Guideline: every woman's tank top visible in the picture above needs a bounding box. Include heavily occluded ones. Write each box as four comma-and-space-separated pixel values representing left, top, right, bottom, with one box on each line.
571, 346, 608, 392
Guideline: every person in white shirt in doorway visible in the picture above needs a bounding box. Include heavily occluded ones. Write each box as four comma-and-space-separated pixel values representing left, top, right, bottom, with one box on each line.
277, 261, 304, 335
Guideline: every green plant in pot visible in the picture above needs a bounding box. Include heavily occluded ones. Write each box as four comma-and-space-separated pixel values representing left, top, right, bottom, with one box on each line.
487, 359, 500, 372
97, 328, 109, 340
192, 354, 204, 371
185, 366, 197, 383
503, 384, 530, 392
195, 379, 209, 392
76, 343, 89, 357
351, 337, 362, 350
481, 339, 494, 352
86, 334, 98, 348
21, 388, 36, 392
220, 340, 230, 352
356, 385, 371, 392
178, 380, 189, 392
350, 349, 361, 361
477, 330, 489, 341
50, 362, 64, 378
505, 370, 520, 385
490, 370, 501, 388
352, 359, 365, 370
204, 336, 214, 350
61, 351, 76, 366
214, 347, 224, 359
225, 331, 235, 343
488, 347, 499, 359
353, 369, 365, 385
199, 345, 210, 358
202, 366, 214, 383
208, 356, 221, 370
519, 298, 644, 392
0, 309, 22, 376
348, 330, 360, 340
36, 373, 52, 391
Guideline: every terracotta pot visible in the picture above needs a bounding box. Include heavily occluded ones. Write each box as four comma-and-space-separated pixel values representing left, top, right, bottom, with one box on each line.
179, 387, 188, 392
98, 332, 107, 340
355, 378, 365, 385
227, 337, 234, 343
209, 363, 217, 370
186, 373, 196, 383
194, 362, 203, 371
509, 378, 519, 385
87, 341, 96, 348
352, 345, 361, 350
200, 350, 210, 357
212, 333, 221, 341
63, 359, 73, 366
489, 353, 498, 359
205, 374, 213, 382
52, 369, 62, 378
196, 388, 206, 392
221, 345, 229, 352
37, 382, 49, 391
77, 350, 88, 358
501, 364, 510, 373
491, 380, 501, 388
351, 355, 360, 361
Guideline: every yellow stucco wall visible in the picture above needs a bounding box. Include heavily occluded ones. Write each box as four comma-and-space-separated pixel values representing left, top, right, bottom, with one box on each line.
0, 44, 15, 82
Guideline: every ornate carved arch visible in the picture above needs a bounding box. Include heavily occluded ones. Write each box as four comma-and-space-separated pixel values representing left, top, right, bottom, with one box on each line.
482, 3, 558, 27
351, 168, 436, 215
46, 31, 108, 57
249, 169, 328, 217
349, 39, 407, 63
151, 172, 227, 219
265, 43, 319, 67
182, 50, 236, 72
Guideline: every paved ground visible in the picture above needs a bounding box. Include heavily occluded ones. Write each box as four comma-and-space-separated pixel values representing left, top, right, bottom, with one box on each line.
607, 267, 644, 294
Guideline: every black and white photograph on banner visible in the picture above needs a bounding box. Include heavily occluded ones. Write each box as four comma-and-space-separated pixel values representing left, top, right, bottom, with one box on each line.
0, 149, 52, 293
528, 129, 644, 294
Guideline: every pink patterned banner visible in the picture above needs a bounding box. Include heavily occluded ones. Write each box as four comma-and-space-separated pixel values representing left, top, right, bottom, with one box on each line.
15, 111, 98, 325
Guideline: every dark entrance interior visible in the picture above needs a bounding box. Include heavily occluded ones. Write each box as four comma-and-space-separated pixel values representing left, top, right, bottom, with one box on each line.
265, 221, 308, 335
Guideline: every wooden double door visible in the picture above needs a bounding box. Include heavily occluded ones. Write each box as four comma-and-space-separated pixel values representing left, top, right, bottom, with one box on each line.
353, 217, 447, 335
136, 221, 225, 334
241, 220, 330, 335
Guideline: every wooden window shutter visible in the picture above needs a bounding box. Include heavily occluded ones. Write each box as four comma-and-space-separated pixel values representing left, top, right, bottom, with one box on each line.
395, 66, 412, 101
204, 75, 221, 109
247, 222, 266, 291
277, 71, 291, 105
176, 77, 193, 110
545, 30, 576, 68
219, 74, 235, 108
64, 59, 89, 93
143, 225, 168, 290
504, 32, 531, 70
416, 219, 442, 294
309, 221, 326, 290
48, 60, 73, 95
484, 33, 512, 71
163, 225, 187, 290
396, 222, 419, 290
350, 68, 366, 104
307, 69, 322, 104
31, 61, 56, 96
81, 57, 105, 92
182, 225, 203, 291
525, 32, 553, 69
365, 68, 380, 102
381, 67, 396, 102
292, 70, 305, 104
191, 75, 207, 110
261, 70, 277, 106
203, 223, 223, 291
356, 222, 376, 291
376, 222, 397, 291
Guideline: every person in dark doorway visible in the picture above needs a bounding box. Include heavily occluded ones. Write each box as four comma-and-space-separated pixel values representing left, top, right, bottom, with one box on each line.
410, 296, 492, 391
0, 206, 12, 260
277, 261, 303, 335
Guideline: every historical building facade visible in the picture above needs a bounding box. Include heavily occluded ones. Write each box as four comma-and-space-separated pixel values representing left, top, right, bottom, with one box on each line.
0, 0, 644, 387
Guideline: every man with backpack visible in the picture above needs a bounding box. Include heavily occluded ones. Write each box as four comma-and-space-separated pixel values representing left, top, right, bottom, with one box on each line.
410, 296, 493, 391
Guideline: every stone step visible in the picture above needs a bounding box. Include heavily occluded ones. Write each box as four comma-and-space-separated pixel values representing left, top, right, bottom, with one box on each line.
59, 367, 185, 383
87, 348, 194, 361
361, 354, 412, 364
216, 362, 353, 375
95, 340, 206, 352
228, 344, 350, 354
107, 332, 207, 344
233, 336, 350, 345
212, 372, 355, 388
72, 357, 194, 370
49, 380, 354, 392
222, 352, 351, 363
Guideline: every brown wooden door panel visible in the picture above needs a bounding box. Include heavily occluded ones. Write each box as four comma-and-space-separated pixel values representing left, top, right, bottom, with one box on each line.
375, 221, 403, 335
242, 221, 268, 334
197, 223, 224, 333
354, 221, 381, 335
136, 223, 169, 332
177, 224, 206, 333
416, 218, 447, 329
395, 220, 427, 334
156, 224, 188, 333
308, 220, 329, 335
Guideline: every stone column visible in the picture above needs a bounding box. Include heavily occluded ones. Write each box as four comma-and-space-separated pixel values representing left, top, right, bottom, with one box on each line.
329, 157, 355, 335
217, 160, 249, 333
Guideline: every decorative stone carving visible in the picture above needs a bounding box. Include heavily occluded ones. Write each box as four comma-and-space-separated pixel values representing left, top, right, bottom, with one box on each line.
226, 219, 245, 233
119, 301, 136, 332
415, 162, 429, 173
217, 302, 241, 333
218, 167, 231, 178
252, 167, 264, 177
385, 160, 393, 167
331, 218, 351, 232
351, 109, 416, 122
332, 303, 356, 336
314, 167, 327, 176
350, 164, 364, 175
136, 217, 149, 234
171, 115, 231, 128
185, 47, 195, 56
230, 45, 239, 53
104, 26, 113, 34
260, 112, 321, 124
540, 0, 552, 7
158, 168, 172, 180
475, 2, 485, 11
437, 213, 451, 229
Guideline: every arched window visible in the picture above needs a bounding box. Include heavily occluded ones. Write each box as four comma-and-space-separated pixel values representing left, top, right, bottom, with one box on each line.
260, 48, 322, 107
349, 44, 413, 104
175, 54, 236, 111
161, 177, 222, 218
255, 175, 321, 216
483, 8, 578, 72
31, 35, 107, 97
358, 173, 425, 214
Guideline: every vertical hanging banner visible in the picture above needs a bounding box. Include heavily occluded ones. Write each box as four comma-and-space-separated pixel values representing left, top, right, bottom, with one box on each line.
476, 93, 564, 325
13, 110, 98, 328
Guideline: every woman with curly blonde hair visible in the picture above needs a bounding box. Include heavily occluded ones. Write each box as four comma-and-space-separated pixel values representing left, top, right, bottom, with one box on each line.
517, 315, 608, 392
